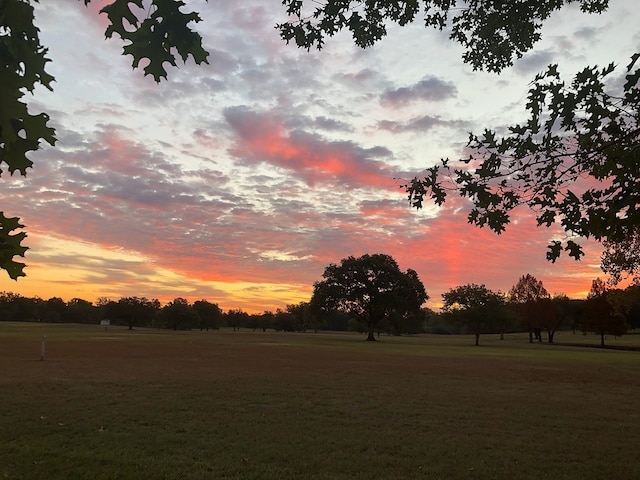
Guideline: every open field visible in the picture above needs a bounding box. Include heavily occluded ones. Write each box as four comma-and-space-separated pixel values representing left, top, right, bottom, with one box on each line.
2, 323, 639, 480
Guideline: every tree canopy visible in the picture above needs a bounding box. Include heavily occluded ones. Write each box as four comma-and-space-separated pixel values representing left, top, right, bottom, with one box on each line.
278, 0, 610, 73
310, 253, 427, 341
508, 274, 550, 304
508, 274, 554, 343
601, 231, 640, 285
583, 278, 628, 346
441, 283, 506, 345
406, 56, 640, 273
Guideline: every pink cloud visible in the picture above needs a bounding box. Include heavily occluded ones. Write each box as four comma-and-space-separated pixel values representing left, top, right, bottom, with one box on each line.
389, 203, 603, 307
224, 107, 399, 190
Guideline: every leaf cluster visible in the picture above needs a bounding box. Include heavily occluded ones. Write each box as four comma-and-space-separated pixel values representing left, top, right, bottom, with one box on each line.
1, 0, 59, 279
278, 0, 609, 73
0, 212, 28, 279
407, 53, 640, 265
83, 0, 209, 82
0, 0, 55, 175
601, 228, 640, 285
0, 0, 56, 177
582, 288, 628, 339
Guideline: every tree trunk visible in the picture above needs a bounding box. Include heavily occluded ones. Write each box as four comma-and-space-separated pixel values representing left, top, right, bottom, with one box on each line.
601, 332, 605, 347
475, 333, 480, 346
366, 327, 376, 341
547, 330, 555, 343
528, 328, 533, 343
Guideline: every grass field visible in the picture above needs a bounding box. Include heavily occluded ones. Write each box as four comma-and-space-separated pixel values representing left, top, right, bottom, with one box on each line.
1, 323, 639, 480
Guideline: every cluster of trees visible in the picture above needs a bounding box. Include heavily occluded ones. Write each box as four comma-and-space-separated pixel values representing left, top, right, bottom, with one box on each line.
434, 275, 640, 346
309, 254, 640, 346
0, 292, 337, 333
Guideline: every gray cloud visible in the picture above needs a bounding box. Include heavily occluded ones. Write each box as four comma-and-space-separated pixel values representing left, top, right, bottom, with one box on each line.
378, 115, 471, 133
381, 76, 457, 107
513, 50, 555, 75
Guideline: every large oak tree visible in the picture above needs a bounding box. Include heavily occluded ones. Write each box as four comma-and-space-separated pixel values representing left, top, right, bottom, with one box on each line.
310, 253, 427, 341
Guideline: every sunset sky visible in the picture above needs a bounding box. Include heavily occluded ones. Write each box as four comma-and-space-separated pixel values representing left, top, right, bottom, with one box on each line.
2, 0, 638, 312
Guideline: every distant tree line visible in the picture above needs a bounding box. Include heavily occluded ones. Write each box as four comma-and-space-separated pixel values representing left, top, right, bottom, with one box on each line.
0, 288, 432, 336
1, 254, 639, 347
429, 275, 640, 346
0, 293, 314, 332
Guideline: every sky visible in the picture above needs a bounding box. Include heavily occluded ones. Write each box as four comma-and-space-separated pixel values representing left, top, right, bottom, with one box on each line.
2, 0, 639, 313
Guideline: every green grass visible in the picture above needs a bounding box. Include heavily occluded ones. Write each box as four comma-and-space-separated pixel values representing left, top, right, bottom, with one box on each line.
1, 323, 639, 479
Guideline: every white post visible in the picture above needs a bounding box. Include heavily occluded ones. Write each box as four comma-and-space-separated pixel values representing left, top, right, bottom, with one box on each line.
40, 335, 46, 361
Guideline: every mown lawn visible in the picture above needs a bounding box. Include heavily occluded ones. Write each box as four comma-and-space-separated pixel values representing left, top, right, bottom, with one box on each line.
1, 323, 639, 480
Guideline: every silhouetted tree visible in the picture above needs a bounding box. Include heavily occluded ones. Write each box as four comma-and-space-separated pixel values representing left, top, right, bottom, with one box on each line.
607, 285, 640, 330
159, 298, 199, 330
66, 298, 96, 324
601, 231, 640, 285
508, 274, 551, 343
382, 268, 428, 336
273, 308, 299, 332
192, 300, 222, 331
110, 297, 160, 329
258, 311, 274, 332
442, 284, 506, 346
0, 292, 43, 322
543, 295, 572, 343
225, 308, 249, 331
582, 279, 628, 346
42, 297, 67, 323
286, 302, 311, 332
301, 303, 324, 333
311, 253, 427, 341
